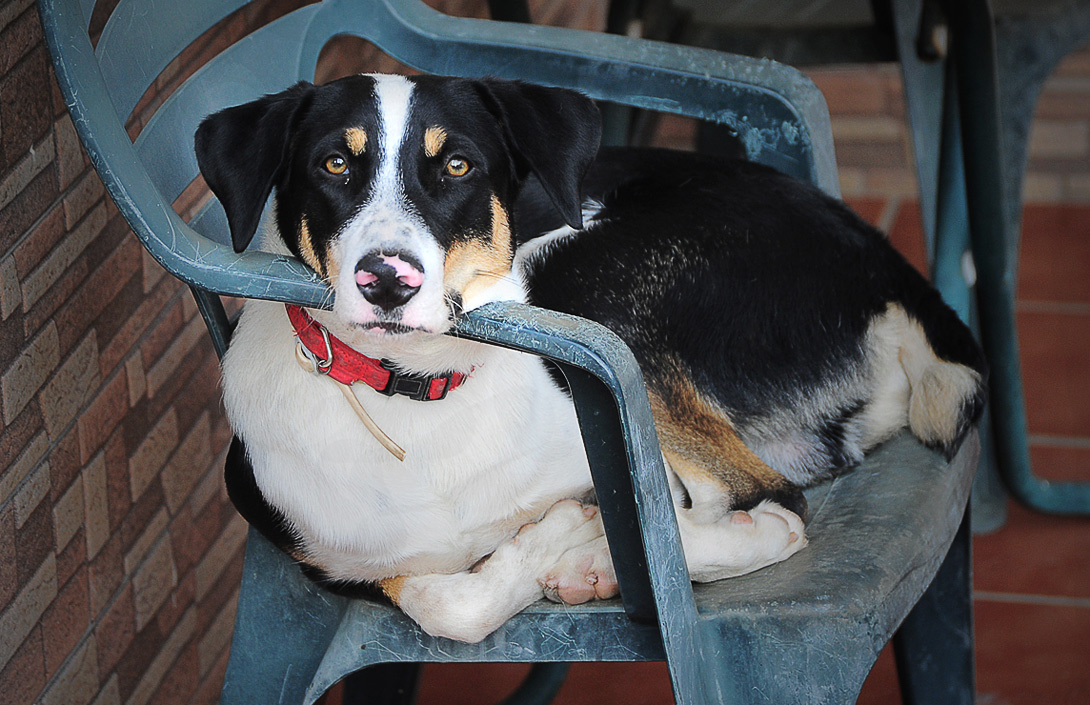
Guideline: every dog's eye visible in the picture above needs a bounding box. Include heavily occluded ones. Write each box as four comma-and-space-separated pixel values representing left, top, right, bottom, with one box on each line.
444, 158, 470, 177
324, 156, 348, 175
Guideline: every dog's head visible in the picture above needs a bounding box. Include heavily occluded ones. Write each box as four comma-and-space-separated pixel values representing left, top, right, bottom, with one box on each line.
195, 74, 600, 337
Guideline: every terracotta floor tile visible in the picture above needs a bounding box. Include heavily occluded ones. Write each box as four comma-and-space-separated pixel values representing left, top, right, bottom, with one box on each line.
1017, 204, 1090, 305
975, 599, 1090, 705
1030, 443, 1090, 483
416, 663, 532, 704
1017, 310, 1090, 437
974, 501, 1090, 598
856, 643, 900, 705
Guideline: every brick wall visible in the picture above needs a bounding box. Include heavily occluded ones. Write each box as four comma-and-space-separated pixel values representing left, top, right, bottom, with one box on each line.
0, 1, 306, 703
809, 43, 1090, 203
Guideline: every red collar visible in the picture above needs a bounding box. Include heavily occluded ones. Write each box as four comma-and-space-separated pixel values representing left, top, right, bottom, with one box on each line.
286, 305, 469, 401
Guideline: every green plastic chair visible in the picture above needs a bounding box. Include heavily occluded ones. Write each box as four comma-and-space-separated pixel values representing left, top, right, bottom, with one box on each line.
38, 0, 979, 702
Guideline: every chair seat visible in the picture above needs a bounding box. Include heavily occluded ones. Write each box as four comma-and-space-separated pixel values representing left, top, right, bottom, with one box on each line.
298, 431, 976, 703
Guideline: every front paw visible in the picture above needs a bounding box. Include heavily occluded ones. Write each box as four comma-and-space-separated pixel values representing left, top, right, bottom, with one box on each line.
540, 535, 618, 605
489, 499, 604, 574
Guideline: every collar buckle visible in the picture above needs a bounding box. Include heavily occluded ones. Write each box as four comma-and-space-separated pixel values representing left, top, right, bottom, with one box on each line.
379, 361, 451, 402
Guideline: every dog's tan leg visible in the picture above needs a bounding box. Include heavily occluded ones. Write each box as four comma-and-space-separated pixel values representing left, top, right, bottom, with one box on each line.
648, 375, 802, 520
379, 499, 604, 643
650, 375, 808, 580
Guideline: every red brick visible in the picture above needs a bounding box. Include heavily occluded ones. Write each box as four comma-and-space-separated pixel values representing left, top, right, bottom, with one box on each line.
78, 371, 128, 464
99, 274, 179, 375
0, 311, 26, 374
0, 6, 43, 76
0, 624, 46, 705
41, 567, 90, 676
119, 480, 166, 558
22, 256, 91, 342
0, 47, 53, 171
88, 531, 123, 617
0, 503, 16, 610
93, 275, 145, 374
808, 68, 890, 116
103, 426, 132, 532
140, 301, 185, 371
195, 542, 243, 633
55, 525, 86, 588
48, 428, 81, 501
115, 619, 164, 703
190, 645, 229, 705
150, 640, 200, 705
56, 238, 142, 356
0, 166, 58, 255
173, 348, 221, 436
0, 402, 43, 481
168, 507, 199, 577
94, 582, 135, 680
15, 499, 53, 585
143, 343, 209, 437
12, 206, 65, 278
76, 205, 130, 276
157, 571, 196, 637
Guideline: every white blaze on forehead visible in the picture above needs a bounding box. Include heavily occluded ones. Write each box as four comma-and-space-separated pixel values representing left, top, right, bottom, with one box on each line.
369, 74, 415, 202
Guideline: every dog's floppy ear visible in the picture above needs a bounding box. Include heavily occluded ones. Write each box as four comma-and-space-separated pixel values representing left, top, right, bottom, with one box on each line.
194, 82, 315, 252
477, 80, 601, 229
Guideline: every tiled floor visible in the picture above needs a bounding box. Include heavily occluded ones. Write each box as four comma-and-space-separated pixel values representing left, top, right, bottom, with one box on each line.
323, 200, 1090, 704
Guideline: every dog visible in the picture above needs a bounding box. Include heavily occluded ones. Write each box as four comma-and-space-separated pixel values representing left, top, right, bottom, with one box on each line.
194, 73, 986, 644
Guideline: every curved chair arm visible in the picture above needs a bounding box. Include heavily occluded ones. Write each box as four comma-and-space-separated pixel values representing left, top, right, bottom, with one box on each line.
455, 301, 709, 703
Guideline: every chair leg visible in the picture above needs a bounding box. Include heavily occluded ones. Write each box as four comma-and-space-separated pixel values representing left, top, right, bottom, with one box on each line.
892, 509, 975, 705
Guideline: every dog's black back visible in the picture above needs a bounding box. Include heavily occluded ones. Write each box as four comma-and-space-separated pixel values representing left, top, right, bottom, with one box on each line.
519, 147, 986, 483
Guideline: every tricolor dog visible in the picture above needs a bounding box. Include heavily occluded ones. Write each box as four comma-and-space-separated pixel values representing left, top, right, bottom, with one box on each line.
195, 74, 986, 643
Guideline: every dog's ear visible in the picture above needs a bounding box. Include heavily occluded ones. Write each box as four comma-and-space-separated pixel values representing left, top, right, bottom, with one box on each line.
195, 82, 315, 252
477, 80, 601, 229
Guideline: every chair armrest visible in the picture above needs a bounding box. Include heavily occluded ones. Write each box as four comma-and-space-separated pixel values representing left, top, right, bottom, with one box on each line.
455, 302, 708, 689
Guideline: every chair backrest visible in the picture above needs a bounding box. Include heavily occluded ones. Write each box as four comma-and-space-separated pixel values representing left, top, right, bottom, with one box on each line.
40, 0, 837, 312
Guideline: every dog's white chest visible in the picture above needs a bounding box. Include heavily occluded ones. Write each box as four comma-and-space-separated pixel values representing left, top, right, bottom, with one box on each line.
222, 300, 591, 581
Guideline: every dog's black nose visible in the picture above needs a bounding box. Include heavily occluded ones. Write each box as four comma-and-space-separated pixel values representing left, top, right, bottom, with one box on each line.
356, 252, 424, 310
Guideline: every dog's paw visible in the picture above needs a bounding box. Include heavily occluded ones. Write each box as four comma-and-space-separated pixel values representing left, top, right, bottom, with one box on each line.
540, 535, 618, 604
493, 499, 604, 573
681, 499, 807, 582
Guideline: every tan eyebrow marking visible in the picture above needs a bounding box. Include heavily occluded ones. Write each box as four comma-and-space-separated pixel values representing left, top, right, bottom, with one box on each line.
423, 126, 448, 158
345, 127, 367, 156
298, 216, 324, 277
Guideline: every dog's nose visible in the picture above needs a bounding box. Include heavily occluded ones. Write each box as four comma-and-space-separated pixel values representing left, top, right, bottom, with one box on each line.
355, 252, 424, 310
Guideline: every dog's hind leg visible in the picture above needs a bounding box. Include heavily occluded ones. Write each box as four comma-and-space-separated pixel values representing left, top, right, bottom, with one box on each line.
650, 380, 809, 580
379, 500, 604, 643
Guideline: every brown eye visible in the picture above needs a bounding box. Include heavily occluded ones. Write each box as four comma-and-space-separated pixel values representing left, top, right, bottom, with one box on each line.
445, 158, 470, 177
325, 156, 348, 175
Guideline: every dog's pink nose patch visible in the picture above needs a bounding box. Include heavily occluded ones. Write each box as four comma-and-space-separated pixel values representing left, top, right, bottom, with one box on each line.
354, 255, 424, 288
386, 256, 425, 288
